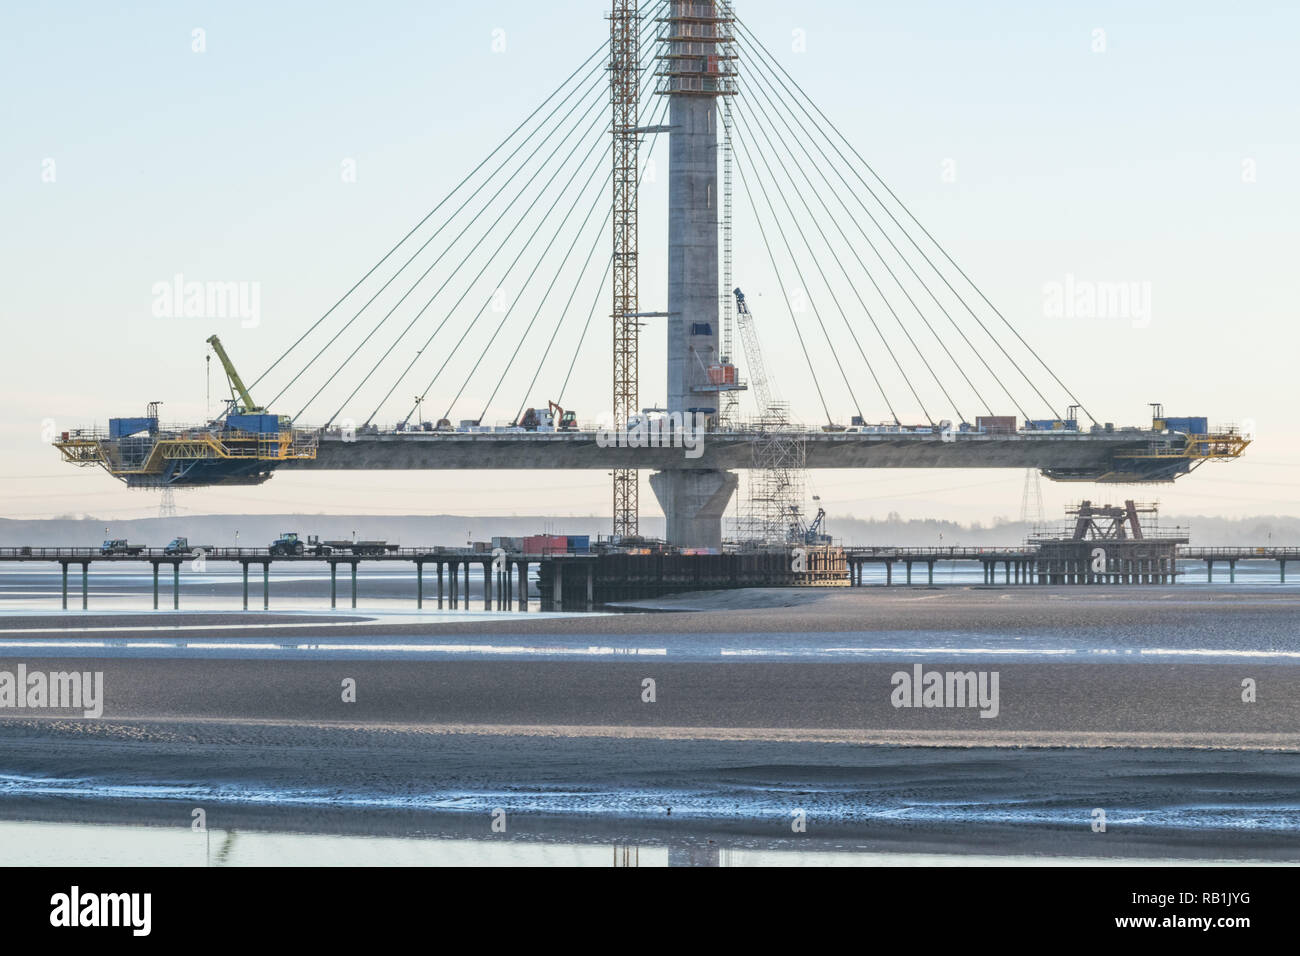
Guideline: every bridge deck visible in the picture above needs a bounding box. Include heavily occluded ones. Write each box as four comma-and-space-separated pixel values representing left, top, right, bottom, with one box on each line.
281, 428, 1181, 474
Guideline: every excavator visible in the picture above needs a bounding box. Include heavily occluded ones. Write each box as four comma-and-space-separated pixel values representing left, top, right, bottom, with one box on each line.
517, 401, 578, 431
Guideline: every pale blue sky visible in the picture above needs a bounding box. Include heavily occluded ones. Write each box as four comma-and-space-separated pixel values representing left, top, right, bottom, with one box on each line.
2, 1, 1297, 524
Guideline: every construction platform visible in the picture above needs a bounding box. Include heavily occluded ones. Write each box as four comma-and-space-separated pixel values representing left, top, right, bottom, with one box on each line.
4, 533, 1297, 614
53, 411, 318, 488
536, 546, 847, 609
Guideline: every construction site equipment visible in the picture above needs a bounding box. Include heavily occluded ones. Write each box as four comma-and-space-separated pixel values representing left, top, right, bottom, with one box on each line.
549, 401, 578, 431
269, 533, 396, 556
732, 286, 809, 545
1028, 500, 1188, 584
611, 0, 640, 538
1067, 500, 1162, 541
207, 335, 263, 414
164, 537, 212, 555
789, 505, 831, 545
977, 415, 1016, 434
516, 408, 549, 431
269, 532, 308, 556
1046, 420, 1250, 483
718, 0, 737, 428
733, 288, 780, 423
53, 339, 318, 488
320, 537, 399, 556
518, 402, 579, 431
100, 539, 144, 556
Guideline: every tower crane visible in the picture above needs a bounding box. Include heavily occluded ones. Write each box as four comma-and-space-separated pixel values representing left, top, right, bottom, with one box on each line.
732, 288, 782, 423
733, 286, 810, 544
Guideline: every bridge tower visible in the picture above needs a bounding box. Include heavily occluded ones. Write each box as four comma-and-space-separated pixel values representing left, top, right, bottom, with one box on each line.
649, 0, 739, 549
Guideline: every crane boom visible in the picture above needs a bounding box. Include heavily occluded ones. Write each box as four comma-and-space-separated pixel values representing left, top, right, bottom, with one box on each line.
732, 288, 777, 419
205, 335, 262, 414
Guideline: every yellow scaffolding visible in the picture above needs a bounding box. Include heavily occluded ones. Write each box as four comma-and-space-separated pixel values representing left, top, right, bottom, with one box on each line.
53, 426, 318, 479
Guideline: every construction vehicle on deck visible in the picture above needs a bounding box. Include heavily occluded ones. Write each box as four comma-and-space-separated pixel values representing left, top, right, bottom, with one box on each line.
164, 537, 213, 555
517, 401, 578, 432
269, 533, 397, 556
100, 539, 145, 556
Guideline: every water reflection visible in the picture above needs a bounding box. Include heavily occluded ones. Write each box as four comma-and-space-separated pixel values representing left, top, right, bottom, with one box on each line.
0, 820, 1280, 867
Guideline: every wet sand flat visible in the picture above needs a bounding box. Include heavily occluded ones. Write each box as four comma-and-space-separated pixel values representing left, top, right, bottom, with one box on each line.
1, 586, 1298, 858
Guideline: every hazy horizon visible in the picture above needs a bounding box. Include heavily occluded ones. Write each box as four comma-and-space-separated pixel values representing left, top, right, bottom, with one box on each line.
5, 508, 1299, 549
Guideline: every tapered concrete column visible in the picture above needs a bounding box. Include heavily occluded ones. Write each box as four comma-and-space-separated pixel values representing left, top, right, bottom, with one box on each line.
666, 88, 720, 416
649, 469, 738, 550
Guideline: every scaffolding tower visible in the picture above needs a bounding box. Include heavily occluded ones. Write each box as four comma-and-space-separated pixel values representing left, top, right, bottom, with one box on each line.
718, 0, 737, 430
744, 411, 806, 545
611, 0, 640, 538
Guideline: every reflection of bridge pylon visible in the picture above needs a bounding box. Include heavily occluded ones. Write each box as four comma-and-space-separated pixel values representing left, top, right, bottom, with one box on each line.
613, 845, 640, 867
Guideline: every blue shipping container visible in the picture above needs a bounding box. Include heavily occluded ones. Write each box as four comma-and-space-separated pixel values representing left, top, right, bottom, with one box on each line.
109, 417, 157, 438
1164, 416, 1208, 434
568, 535, 590, 553
228, 414, 281, 434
